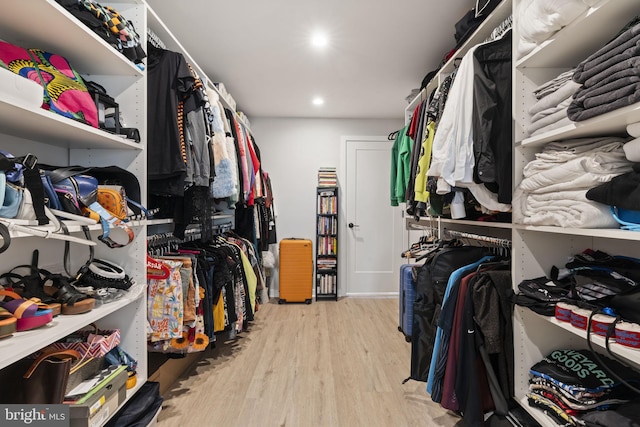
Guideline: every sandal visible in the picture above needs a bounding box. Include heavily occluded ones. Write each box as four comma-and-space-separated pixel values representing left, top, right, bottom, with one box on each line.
0, 290, 52, 331
0, 307, 16, 338
40, 271, 95, 315
0, 251, 63, 316
1, 271, 62, 316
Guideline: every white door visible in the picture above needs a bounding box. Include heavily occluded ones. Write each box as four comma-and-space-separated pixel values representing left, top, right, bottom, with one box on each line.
342, 136, 404, 296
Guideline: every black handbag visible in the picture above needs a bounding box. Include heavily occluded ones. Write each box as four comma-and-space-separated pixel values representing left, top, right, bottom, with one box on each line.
0, 349, 80, 404
609, 290, 640, 323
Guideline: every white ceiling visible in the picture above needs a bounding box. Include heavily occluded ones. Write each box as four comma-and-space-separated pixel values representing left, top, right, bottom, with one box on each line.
146, 0, 472, 119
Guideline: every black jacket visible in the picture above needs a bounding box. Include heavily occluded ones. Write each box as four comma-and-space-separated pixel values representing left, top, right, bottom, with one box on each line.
472, 30, 513, 204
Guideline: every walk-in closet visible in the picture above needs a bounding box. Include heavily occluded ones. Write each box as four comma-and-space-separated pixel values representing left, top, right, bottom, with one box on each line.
2, 1, 640, 426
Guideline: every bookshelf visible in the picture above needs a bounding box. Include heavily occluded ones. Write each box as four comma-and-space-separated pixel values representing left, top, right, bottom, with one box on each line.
316, 186, 338, 301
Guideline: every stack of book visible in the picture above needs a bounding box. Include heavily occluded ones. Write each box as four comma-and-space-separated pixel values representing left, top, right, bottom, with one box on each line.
317, 257, 337, 270
318, 167, 337, 187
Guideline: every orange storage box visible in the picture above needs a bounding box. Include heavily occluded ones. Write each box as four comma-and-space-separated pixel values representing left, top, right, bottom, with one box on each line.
278, 239, 313, 304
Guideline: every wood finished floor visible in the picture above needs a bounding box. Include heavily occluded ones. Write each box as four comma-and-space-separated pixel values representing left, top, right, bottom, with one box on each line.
156, 298, 461, 427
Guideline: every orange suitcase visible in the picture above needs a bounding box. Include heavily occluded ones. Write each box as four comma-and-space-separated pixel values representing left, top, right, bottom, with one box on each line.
278, 238, 313, 304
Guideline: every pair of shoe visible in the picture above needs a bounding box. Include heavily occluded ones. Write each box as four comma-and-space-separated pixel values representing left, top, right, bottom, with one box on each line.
1, 250, 96, 318
0, 290, 53, 337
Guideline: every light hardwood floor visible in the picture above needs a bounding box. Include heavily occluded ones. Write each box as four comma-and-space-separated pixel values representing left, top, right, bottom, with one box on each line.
156, 298, 461, 427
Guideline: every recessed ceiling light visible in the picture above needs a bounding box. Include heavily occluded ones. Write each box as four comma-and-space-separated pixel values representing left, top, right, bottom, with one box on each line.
312, 97, 324, 106
311, 33, 328, 48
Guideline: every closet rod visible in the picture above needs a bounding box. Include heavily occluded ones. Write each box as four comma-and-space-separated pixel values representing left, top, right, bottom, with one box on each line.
147, 28, 166, 49
444, 229, 511, 248
484, 14, 513, 42
407, 217, 439, 232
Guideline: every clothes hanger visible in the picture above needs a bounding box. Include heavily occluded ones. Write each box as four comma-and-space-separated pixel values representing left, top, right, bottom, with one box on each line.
388, 130, 400, 141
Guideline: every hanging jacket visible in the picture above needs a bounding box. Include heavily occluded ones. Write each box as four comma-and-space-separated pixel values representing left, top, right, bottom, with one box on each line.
408, 244, 489, 382
472, 30, 513, 204
390, 125, 412, 206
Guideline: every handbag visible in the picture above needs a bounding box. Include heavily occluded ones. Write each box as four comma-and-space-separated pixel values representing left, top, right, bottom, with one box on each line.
98, 185, 128, 220
44, 323, 120, 359
0, 349, 80, 404
47, 168, 134, 248
0, 40, 98, 128
609, 289, 640, 324
0, 174, 23, 219
0, 151, 52, 226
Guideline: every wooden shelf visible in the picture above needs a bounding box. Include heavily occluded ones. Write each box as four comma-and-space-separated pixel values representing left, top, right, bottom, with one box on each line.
0, 286, 145, 369
407, 217, 513, 230
0, 98, 143, 150
439, 218, 513, 229
513, 224, 640, 241
519, 102, 640, 148
516, 0, 638, 69
545, 315, 640, 364
0, 0, 143, 77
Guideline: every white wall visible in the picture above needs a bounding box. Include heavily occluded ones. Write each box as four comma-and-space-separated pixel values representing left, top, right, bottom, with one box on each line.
251, 117, 403, 296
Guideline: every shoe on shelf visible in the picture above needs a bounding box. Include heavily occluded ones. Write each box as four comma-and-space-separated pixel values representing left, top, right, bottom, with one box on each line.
1, 269, 62, 316
0, 306, 16, 338
0, 290, 53, 331
40, 271, 95, 315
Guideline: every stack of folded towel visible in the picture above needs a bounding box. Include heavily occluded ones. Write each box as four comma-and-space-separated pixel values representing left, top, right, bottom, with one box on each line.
513, 136, 633, 228
527, 70, 580, 137
568, 16, 640, 121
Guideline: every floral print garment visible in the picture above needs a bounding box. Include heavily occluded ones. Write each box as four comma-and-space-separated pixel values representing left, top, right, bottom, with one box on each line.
148, 259, 184, 342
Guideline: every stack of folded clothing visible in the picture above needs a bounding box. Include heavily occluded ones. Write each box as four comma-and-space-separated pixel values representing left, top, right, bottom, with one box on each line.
516, 0, 599, 59
623, 121, 640, 162
568, 16, 640, 121
513, 136, 633, 228
527, 70, 581, 137
528, 349, 640, 426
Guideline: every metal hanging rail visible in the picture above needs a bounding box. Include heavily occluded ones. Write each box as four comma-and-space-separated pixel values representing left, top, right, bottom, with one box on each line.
444, 229, 511, 249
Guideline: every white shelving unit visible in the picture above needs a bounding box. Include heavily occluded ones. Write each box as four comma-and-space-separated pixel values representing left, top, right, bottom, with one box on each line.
404, 0, 513, 247
512, 0, 640, 424
404, 0, 513, 123
0, 1, 148, 424
404, 0, 640, 424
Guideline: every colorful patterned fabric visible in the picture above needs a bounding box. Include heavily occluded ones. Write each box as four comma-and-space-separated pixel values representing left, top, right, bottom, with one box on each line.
76, 0, 145, 64
147, 259, 184, 342
0, 40, 98, 127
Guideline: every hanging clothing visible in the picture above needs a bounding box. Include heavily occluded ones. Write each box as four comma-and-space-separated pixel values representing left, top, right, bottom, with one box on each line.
405, 101, 427, 214
426, 256, 493, 397
147, 44, 194, 195
208, 89, 237, 199
147, 259, 184, 342
472, 30, 513, 204
390, 125, 413, 206
414, 121, 436, 204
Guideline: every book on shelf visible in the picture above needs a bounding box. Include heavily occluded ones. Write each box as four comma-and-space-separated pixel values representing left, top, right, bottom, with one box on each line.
318, 167, 338, 187
317, 195, 337, 214
317, 274, 337, 294
317, 258, 337, 269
